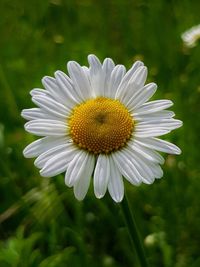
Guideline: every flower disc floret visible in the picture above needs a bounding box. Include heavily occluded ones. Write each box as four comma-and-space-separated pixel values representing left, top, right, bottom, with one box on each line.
69, 97, 134, 154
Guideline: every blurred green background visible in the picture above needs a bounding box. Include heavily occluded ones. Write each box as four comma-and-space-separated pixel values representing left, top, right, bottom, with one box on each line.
0, 0, 200, 266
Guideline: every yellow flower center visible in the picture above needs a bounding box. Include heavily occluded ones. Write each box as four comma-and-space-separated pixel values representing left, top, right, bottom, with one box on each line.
69, 97, 134, 154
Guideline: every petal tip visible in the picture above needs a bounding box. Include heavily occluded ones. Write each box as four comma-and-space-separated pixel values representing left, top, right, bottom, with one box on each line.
74, 195, 85, 201
54, 70, 62, 77
113, 196, 123, 203
21, 109, 26, 119
135, 60, 144, 66
39, 169, 50, 178
94, 192, 104, 199
175, 146, 182, 155
23, 147, 30, 158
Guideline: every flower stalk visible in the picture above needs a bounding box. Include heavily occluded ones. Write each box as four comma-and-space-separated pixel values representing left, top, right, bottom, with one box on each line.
120, 192, 149, 267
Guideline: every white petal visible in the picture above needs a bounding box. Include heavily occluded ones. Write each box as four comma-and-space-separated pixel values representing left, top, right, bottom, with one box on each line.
125, 147, 163, 184
128, 141, 165, 164
131, 149, 163, 181
134, 110, 175, 121
30, 88, 48, 97
40, 146, 78, 177
129, 66, 147, 87
67, 61, 92, 100
23, 136, 68, 158
102, 58, 115, 79
119, 81, 142, 106
32, 95, 70, 119
102, 58, 115, 97
82, 66, 89, 74
128, 83, 157, 110
21, 108, 56, 121
127, 61, 144, 76
25, 119, 68, 136
134, 100, 173, 115
116, 65, 146, 100
145, 163, 163, 180
135, 119, 183, 131
129, 160, 155, 184
54, 70, 81, 107
135, 137, 181, 154
73, 154, 95, 201
108, 157, 124, 203
65, 151, 90, 187
112, 151, 142, 185
34, 143, 73, 168
123, 61, 144, 83
88, 54, 105, 96
42, 76, 67, 105
151, 163, 163, 179
93, 154, 110, 199
122, 147, 155, 184
115, 61, 144, 96
134, 126, 171, 138
106, 65, 126, 98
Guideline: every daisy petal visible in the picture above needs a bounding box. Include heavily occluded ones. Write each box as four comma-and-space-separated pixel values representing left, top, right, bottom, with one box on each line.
67, 61, 92, 100
30, 88, 48, 97
25, 119, 68, 136
115, 61, 144, 97
34, 143, 73, 168
94, 154, 110, 199
128, 82, 157, 110
135, 119, 183, 131
128, 141, 165, 164
112, 151, 142, 185
134, 100, 173, 115
122, 147, 155, 184
40, 144, 78, 177
42, 76, 66, 104
134, 127, 171, 138
88, 54, 105, 96
21, 108, 55, 121
107, 65, 126, 98
134, 110, 175, 121
127, 146, 163, 180
119, 81, 141, 106
40, 153, 67, 177
102, 58, 115, 96
152, 164, 163, 179
102, 57, 115, 69
133, 150, 163, 180
130, 66, 147, 87
65, 151, 90, 187
73, 154, 95, 201
23, 136, 68, 158
54, 70, 81, 107
108, 158, 124, 203
116, 65, 146, 100
32, 95, 70, 118
82, 66, 89, 74
135, 137, 182, 154
122, 61, 144, 84
102, 58, 115, 80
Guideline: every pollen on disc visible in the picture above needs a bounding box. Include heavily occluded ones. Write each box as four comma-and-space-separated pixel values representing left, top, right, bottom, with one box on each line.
68, 97, 134, 154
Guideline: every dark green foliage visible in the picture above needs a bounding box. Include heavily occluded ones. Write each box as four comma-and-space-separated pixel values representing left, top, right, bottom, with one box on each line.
0, 0, 200, 266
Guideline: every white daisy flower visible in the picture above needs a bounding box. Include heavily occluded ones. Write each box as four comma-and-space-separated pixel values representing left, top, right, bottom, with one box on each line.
22, 55, 182, 203
181, 24, 200, 48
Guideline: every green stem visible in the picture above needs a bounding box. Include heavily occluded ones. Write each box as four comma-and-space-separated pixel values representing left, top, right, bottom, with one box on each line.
120, 193, 149, 267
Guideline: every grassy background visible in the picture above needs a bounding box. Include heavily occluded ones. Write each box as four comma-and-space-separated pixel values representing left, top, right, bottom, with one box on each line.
0, 0, 200, 266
